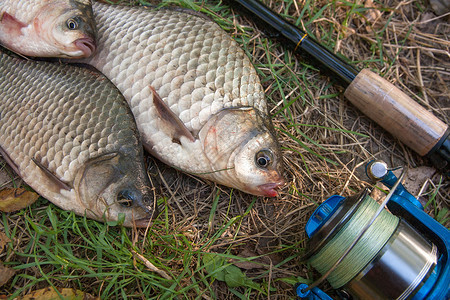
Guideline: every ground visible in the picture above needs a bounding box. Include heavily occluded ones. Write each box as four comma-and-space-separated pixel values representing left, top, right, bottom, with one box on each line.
0, 0, 448, 299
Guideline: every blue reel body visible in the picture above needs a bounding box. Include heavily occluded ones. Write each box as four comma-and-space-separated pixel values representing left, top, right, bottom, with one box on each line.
297, 164, 449, 300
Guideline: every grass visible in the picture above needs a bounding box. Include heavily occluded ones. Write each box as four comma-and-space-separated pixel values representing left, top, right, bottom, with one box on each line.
1, 192, 305, 299
1, 0, 448, 299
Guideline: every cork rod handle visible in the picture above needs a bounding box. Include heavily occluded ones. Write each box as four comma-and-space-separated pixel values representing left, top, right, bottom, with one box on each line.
344, 69, 448, 156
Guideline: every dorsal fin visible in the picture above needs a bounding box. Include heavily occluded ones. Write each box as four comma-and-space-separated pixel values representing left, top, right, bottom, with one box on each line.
150, 86, 195, 143
31, 158, 72, 191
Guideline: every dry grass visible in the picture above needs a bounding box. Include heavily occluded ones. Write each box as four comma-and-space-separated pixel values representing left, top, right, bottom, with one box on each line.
1, 0, 449, 299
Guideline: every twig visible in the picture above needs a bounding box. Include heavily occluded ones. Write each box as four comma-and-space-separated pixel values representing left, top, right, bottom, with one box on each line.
131, 250, 172, 280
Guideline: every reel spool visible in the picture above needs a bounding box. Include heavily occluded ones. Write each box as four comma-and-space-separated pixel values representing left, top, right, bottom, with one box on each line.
297, 162, 449, 300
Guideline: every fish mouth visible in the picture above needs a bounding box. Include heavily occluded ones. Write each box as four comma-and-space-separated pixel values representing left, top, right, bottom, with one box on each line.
258, 180, 285, 197
133, 201, 158, 228
74, 37, 96, 57
133, 216, 153, 228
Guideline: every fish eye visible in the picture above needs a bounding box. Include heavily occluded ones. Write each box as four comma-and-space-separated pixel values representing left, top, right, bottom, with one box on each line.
66, 18, 79, 30
117, 190, 135, 208
255, 149, 273, 169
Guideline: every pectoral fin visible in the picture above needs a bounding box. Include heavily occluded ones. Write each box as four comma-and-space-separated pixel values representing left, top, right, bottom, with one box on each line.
31, 158, 72, 191
150, 86, 195, 143
1, 12, 27, 36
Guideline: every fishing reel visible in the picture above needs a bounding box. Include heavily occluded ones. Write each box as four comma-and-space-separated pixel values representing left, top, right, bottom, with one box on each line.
296, 160, 449, 300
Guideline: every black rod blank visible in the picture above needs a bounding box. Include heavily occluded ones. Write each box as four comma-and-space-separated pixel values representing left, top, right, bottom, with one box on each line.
233, 0, 359, 86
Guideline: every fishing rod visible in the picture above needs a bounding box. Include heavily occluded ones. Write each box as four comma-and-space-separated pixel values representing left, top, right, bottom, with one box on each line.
231, 0, 449, 171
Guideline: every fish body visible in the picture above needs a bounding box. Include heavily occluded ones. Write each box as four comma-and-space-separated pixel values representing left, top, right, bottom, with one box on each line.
82, 3, 285, 197
0, 0, 97, 58
0, 49, 155, 227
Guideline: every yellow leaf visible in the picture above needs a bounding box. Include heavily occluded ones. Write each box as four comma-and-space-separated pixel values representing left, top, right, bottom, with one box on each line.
0, 188, 39, 212
21, 287, 98, 300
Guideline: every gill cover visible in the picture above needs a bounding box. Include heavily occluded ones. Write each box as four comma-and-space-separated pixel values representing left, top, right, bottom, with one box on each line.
75, 152, 150, 224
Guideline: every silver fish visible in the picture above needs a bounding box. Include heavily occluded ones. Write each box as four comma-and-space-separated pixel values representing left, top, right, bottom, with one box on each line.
80, 2, 285, 197
0, 49, 156, 227
0, 0, 97, 58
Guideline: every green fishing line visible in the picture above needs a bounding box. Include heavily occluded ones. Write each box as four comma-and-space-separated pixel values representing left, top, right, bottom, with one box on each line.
308, 195, 399, 288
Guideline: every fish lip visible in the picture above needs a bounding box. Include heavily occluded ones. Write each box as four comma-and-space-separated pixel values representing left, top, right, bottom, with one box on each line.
258, 180, 285, 197
133, 216, 153, 228
74, 37, 96, 57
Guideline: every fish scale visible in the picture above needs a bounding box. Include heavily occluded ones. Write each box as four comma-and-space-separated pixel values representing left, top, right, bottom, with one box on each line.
87, 4, 265, 132
0, 49, 155, 226
81, 3, 284, 196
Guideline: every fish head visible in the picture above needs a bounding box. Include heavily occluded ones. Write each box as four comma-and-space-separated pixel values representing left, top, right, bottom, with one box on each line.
35, 0, 97, 58
74, 152, 156, 227
199, 107, 285, 197
233, 133, 285, 197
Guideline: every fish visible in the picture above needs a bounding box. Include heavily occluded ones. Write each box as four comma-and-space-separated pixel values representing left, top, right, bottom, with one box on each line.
79, 2, 285, 197
0, 0, 97, 58
0, 48, 156, 227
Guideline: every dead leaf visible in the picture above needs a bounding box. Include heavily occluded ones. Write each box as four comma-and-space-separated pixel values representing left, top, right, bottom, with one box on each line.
232, 249, 262, 270
0, 264, 15, 287
364, 0, 382, 31
231, 249, 280, 270
401, 166, 437, 197
21, 287, 98, 300
0, 188, 39, 212
429, 0, 450, 16
0, 231, 11, 254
